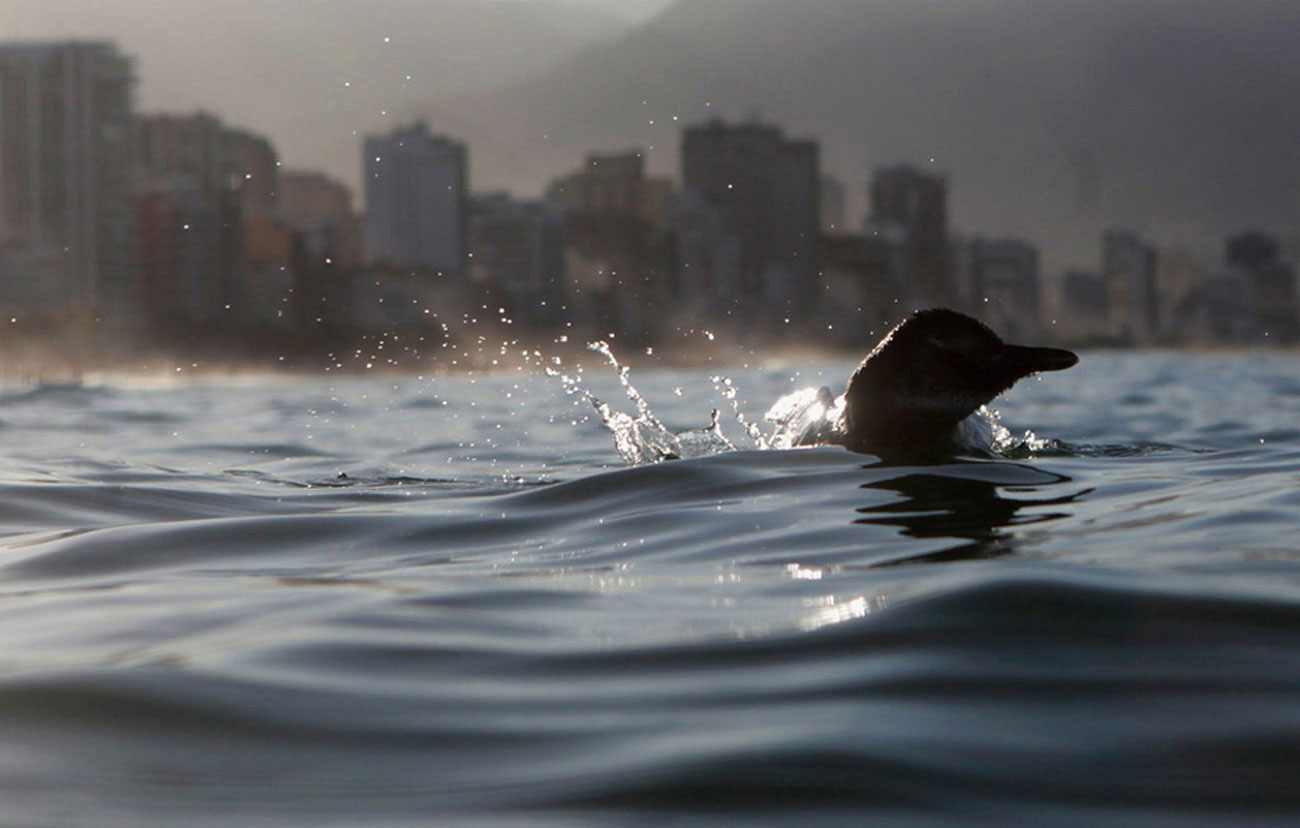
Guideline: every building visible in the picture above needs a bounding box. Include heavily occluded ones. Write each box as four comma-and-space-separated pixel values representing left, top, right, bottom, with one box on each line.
1173, 265, 1259, 342
680, 119, 820, 319
1153, 249, 1208, 339
138, 113, 279, 214
545, 150, 680, 338
239, 212, 298, 330
222, 128, 278, 216
0, 42, 137, 318
137, 112, 226, 200
136, 182, 239, 326
819, 233, 903, 346
137, 112, 289, 328
1102, 229, 1158, 344
1227, 232, 1281, 273
1226, 231, 1297, 341
640, 177, 674, 228
671, 188, 740, 312
821, 175, 847, 232
347, 266, 464, 333
469, 194, 566, 325
363, 121, 467, 273
546, 150, 674, 229
547, 152, 645, 217
866, 165, 951, 307
1059, 269, 1109, 340
278, 170, 363, 270
961, 237, 1041, 340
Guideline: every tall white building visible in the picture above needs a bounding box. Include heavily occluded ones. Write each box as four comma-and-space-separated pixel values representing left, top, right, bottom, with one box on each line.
0, 42, 137, 316
363, 122, 467, 273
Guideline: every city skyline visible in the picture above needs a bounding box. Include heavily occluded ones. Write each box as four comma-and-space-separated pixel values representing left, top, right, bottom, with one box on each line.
3, 1, 1297, 278
2, 33, 1297, 366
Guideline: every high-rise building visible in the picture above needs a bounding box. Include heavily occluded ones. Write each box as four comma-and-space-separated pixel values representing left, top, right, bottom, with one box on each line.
867, 165, 951, 306
137, 113, 279, 214
469, 194, 566, 324
681, 119, 820, 317
137, 112, 287, 326
363, 122, 467, 273
137, 185, 238, 325
0, 42, 137, 317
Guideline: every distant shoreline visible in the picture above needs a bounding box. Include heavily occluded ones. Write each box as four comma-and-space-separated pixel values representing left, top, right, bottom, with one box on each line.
1, 321, 1294, 388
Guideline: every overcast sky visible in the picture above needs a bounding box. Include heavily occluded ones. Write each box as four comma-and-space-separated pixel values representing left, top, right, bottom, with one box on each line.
544, 0, 676, 20
0, 0, 680, 32
0, 0, 678, 197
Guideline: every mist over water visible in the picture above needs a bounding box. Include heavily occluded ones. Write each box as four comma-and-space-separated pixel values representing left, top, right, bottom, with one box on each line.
1, 350, 1299, 823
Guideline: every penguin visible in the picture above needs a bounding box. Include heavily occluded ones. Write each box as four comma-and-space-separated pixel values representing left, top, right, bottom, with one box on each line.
838, 309, 1077, 456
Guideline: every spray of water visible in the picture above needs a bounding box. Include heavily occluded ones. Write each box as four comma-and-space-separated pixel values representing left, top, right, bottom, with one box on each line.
589, 341, 673, 439
547, 343, 736, 465
711, 375, 770, 450
553, 341, 845, 464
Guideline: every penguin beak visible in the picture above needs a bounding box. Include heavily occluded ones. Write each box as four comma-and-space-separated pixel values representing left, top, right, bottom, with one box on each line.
998, 344, 1079, 377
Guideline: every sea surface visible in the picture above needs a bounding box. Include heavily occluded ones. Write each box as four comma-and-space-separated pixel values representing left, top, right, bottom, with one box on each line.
1, 350, 1299, 825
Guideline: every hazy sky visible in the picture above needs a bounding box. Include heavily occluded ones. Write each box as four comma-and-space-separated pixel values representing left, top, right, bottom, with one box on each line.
0, 0, 680, 30
0, 0, 672, 199
543, 0, 677, 21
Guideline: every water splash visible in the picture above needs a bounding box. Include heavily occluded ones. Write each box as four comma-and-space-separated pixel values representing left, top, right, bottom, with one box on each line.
589, 341, 671, 437
674, 409, 738, 459
762, 386, 844, 450
548, 343, 734, 465
712, 375, 770, 449
983, 407, 1061, 456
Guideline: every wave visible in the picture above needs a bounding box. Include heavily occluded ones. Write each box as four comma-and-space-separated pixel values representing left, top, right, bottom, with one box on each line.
1, 574, 1297, 823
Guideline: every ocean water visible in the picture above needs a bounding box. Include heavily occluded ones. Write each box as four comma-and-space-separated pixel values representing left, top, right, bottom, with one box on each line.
1, 350, 1299, 825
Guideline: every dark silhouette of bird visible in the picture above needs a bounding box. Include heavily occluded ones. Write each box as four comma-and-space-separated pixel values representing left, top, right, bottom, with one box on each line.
840, 309, 1078, 456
